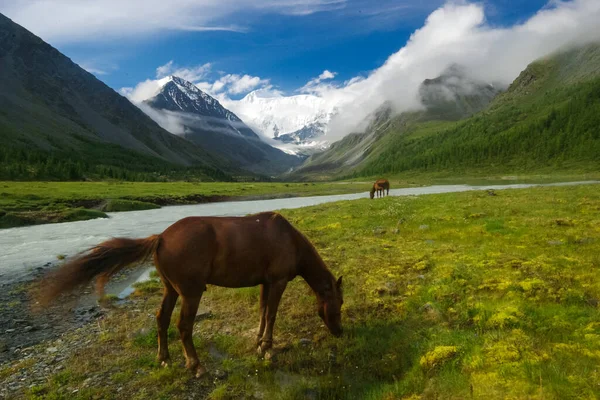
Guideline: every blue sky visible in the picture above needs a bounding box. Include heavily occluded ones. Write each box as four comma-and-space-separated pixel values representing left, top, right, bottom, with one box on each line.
1, 0, 551, 95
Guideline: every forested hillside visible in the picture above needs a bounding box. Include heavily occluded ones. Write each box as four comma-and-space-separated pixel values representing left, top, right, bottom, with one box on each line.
359, 77, 600, 177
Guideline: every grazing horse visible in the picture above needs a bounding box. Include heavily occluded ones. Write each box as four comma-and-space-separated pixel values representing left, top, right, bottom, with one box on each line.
370, 179, 390, 199
35, 212, 343, 378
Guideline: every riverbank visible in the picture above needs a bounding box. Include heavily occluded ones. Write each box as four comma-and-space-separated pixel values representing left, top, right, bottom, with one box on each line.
3, 172, 599, 229
0, 181, 374, 229
1, 183, 598, 399
0, 263, 149, 365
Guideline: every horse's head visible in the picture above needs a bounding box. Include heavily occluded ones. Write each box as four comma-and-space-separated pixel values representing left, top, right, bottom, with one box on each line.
370, 187, 375, 199
318, 276, 344, 337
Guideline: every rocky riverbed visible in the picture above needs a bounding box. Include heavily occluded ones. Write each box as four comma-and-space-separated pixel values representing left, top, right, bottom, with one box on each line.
0, 263, 150, 398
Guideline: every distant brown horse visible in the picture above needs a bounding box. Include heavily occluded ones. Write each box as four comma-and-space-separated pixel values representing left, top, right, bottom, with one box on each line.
370, 179, 390, 199
35, 212, 343, 378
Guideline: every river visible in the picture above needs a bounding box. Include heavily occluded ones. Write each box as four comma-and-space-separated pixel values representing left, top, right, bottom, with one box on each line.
1, 181, 597, 281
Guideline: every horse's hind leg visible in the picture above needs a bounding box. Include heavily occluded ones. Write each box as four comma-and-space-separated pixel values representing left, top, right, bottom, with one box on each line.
178, 294, 206, 378
256, 283, 270, 346
156, 282, 179, 365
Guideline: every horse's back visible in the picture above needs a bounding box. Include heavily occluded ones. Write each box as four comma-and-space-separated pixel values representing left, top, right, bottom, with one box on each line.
375, 179, 390, 190
157, 213, 301, 290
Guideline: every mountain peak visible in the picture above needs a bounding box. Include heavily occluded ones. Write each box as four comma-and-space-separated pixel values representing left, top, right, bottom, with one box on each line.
157, 75, 221, 110
419, 64, 501, 120
140, 78, 302, 174
145, 76, 246, 125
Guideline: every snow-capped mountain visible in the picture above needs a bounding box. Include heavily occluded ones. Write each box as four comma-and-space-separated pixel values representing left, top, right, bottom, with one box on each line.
144, 76, 258, 138
141, 76, 303, 175
275, 121, 327, 144
227, 90, 337, 148
271, 121, 330, 156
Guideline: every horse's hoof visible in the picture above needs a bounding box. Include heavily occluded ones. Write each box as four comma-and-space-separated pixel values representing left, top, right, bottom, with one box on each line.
264, 349, 276, 361
195, 365, 208, 379
257, 340, 272, 357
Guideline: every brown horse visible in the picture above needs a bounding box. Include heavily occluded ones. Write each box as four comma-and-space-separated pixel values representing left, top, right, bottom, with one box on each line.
35, 212, 343, 378
370, 179, 390, 199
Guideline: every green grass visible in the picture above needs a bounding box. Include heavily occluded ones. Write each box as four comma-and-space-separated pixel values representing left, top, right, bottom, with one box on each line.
10, 183, 599, 399
0, 207, 108, 229
0, 181, 369, 229
340, 170, 600, 188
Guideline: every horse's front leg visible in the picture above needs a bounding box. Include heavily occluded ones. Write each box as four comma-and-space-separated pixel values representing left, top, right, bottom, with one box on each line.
257, 280, 287, 356
256, 283, 270, 346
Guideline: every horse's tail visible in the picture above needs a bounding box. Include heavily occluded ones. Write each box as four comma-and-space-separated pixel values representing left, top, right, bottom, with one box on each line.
35, 235, 161, 306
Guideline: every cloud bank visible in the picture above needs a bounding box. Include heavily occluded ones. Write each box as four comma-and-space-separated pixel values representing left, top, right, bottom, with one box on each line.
0, 0, 357, 43
321, 0, 600, 139
197, 74, 271, 95
122, 0, 600, 143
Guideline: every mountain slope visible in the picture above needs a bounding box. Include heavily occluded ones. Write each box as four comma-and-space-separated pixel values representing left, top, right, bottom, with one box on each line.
356, 44, 600, 178
142, 77, 303, 175
0, 13, 230, 180
292, 65, 501, 179
419, 64, 500, 121
292, 45, 600, 180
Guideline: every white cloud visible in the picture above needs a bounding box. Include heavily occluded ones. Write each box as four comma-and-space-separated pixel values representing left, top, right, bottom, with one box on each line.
0, 0, 352, 44
81, 65, 108, 76
120, 79, 165, 103
155, 60, 212, 82
209, 74, 271, 95
136, 103, 187, 135
78, 60, 119, 76
318, 70, 336, 81
298, 70, 338, 94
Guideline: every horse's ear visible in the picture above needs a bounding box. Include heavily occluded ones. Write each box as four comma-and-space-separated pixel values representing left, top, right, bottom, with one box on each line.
336, 276, 343, 288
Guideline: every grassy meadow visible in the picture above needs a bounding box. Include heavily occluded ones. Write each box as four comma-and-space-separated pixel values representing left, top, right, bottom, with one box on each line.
13, 183, 600, 399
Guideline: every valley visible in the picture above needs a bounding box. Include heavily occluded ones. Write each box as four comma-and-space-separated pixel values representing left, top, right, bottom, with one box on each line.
1, 184, 599, 399
1, 2, 600, 400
